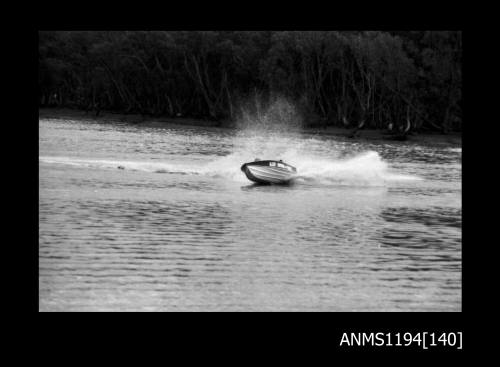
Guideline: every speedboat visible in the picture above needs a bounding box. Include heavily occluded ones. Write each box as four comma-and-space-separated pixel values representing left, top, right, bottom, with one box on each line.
241, 159, 297, 184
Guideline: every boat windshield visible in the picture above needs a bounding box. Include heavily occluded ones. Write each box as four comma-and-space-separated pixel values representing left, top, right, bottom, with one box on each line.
264, 161, 295, 171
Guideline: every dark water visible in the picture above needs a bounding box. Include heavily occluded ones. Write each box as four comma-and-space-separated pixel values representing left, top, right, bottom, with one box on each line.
39, 118, 461, 311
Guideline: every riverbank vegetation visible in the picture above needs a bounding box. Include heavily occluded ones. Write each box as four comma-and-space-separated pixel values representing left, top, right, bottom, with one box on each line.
39, 31, 461, 133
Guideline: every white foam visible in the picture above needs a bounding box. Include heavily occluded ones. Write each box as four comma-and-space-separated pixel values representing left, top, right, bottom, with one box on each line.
201, 140, 422, 186
40, 138, 422, 186
39, 156, 200, 175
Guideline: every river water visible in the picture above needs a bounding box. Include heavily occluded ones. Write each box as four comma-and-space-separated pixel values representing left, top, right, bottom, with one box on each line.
39, 117, 461, 311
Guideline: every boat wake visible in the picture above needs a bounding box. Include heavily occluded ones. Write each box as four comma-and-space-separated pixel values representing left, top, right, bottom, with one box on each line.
38, 156, 201, 175
288, 151, 421, 186
40, 149, 421, 187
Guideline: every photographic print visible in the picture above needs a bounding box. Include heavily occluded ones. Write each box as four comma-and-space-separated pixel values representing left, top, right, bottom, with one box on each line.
38, 31, 462, 312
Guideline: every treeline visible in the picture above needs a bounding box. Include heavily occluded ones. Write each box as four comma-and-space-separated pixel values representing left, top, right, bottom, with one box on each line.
39, 31, 462, 132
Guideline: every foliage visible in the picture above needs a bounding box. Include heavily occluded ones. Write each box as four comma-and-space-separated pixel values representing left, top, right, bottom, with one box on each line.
39, 31, 462, 132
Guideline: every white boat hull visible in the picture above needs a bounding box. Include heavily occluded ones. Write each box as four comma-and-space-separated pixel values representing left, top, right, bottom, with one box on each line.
246, 165, 295, 184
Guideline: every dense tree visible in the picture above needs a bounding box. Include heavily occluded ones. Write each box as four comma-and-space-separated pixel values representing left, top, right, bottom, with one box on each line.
39, 31, 462, 132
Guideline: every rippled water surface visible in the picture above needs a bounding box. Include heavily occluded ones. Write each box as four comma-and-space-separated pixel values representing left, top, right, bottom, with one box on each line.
39, 118, 461, 311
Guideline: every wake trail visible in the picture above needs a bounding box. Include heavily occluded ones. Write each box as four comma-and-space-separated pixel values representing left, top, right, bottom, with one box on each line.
40, 148, 422, 187
39, 156, 201, 175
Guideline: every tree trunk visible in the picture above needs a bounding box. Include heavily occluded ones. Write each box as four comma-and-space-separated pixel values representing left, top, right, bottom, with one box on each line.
189, 54, 217, 119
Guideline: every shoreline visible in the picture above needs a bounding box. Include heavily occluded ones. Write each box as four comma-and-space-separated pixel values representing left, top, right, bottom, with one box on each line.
39, 107, 461, 147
